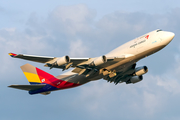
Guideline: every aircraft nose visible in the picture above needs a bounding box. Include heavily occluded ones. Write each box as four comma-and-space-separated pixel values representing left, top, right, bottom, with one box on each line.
167, 32, 175, 41
161, 31, 175, 45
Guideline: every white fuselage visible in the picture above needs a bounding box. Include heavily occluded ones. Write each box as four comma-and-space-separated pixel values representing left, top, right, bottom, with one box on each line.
60, 29, 175, 85
106, 30, 174, 58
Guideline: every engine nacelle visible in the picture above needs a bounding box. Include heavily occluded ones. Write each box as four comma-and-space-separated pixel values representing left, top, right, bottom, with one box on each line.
90, 55, 107, 66
134, 66, 148, 76
127, 75, 143, 84
55, 56, 70, 66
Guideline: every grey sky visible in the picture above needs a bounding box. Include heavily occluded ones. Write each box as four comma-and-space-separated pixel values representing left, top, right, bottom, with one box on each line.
1, 1, 180, 120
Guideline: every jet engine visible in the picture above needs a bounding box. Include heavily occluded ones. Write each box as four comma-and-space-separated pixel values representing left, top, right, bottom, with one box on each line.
134, 66, 148, 76
53, 56, 70, 66
127, 75, 143, 84
90, 55, 107, 66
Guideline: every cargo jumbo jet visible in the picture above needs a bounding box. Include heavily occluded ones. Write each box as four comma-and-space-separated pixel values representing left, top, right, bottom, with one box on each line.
8, 29, 175, 95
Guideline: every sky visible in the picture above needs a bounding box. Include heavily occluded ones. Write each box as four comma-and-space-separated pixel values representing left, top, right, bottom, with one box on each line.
1, 0, 180, 120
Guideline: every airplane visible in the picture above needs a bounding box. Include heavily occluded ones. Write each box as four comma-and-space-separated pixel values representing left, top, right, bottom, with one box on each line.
8, 29, 175, 95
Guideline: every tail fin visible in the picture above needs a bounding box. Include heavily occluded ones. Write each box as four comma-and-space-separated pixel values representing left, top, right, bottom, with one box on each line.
21, 63, 54, 84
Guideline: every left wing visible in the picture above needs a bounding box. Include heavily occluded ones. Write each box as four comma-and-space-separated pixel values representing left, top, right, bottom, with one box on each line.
103, 64, 148, 84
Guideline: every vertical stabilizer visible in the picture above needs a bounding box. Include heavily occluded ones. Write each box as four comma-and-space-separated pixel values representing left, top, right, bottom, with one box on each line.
21, 63, 54, 84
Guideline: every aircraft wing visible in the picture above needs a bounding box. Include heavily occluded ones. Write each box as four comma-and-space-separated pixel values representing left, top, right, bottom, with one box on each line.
9, 53, 55, 63
103, 63, 136, 84
8, 84, 46, 91
9, 53, 89, 69
8, 53, 133, 73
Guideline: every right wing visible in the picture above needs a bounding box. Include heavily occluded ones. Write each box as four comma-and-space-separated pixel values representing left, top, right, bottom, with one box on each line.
9, 53, 54, 63
9, 53, 89, 69
9, 53, 135, 76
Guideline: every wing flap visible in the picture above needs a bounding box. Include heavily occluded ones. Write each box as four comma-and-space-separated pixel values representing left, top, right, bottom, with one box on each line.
8, 84, 46, 91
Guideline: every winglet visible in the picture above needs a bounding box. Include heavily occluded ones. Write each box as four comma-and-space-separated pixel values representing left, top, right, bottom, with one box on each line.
8, 53, 17, 57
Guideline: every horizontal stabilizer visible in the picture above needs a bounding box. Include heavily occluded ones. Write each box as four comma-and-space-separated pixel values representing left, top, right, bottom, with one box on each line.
8, 84, 46, 91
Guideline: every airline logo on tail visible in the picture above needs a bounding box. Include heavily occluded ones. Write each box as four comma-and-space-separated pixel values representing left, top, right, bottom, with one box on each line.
21, 63, 54, 84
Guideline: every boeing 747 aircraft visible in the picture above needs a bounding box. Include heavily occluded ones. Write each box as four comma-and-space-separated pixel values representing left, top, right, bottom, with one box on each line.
8, 29, 175, 95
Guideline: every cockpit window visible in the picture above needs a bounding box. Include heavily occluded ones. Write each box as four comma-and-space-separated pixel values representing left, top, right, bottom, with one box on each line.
157, 29, 162, 32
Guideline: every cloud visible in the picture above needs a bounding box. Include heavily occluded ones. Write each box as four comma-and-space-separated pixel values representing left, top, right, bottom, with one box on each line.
69, 39, 88, 57
47, 4, 96, 36
72, 66, 180, 120
1, 4, 180, 120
